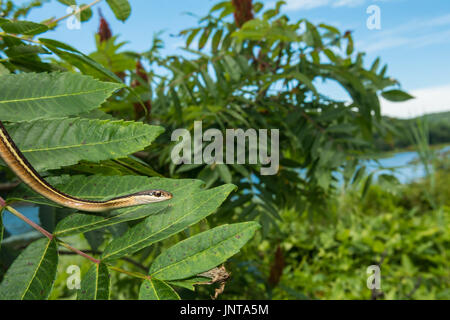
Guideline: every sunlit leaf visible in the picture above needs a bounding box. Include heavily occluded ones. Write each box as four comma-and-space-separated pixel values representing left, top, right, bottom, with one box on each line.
4, 118, 164, 171
0, 72, 123, 122
101, 184, 236, 262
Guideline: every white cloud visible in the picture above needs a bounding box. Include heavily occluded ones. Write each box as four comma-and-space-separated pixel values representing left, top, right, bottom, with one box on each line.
380, 84, 450, 118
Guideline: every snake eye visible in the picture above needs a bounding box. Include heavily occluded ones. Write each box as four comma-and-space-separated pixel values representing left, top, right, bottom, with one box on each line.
153, 191, 162, 197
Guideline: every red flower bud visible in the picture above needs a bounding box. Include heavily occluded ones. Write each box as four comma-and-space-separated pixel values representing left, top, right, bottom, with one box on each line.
268, 245, 285, 288
131, 61, 152, 120
232, 0, 254, 28
98, 9, 112, 42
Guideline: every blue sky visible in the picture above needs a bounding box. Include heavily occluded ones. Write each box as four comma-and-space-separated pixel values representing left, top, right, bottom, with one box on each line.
17, 0, 450, 118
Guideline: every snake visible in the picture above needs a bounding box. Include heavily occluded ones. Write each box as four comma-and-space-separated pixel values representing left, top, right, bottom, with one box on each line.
0, 121, 172, 212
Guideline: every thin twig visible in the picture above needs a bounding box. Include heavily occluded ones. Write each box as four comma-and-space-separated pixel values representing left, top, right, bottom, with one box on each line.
406, 277, 422, 300
59, 250, 148, 272
1, 199, 100, 264
1, 197, 148, 279
5, 205, 53, 240
0, 181, 20, 192
58, 241, 100, 264
108, 266, 148, 280
0, 32, 41, 44
47, 0, 103, 25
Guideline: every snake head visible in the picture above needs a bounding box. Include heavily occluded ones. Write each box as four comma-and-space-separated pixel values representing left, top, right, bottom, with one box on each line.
132, 189, 173, 204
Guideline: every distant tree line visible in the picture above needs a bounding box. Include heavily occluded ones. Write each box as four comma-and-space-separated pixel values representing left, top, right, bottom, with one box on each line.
374, 111, 450, 151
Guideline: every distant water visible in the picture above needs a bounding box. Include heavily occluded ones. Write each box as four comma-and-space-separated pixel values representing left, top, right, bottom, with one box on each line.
2, 146, 449, 236
2, 206, 40, 236
366, 145, 450, 184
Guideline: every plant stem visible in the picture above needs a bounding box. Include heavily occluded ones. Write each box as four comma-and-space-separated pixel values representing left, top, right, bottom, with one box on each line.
59, 250, 148, 272
58, 241, 100, 264
48, 0, 103, 25
1, 199, 99, 264
108, 266, 149, 280
0, 32, 41, 44
1, 197, 147, 279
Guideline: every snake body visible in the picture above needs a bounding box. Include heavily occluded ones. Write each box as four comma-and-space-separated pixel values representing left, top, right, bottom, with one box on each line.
0, 121, 172, 212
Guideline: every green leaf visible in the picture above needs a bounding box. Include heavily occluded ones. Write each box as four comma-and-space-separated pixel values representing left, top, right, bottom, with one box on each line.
77, 263, 110, 300
0, 238, 58, 300
106, 0, 131, 22
50, 176, 205, 236
0, 63, 10, 75
101, 184, 236, 262
209, 1, 230, 13
381, 89, 414, 102
4, 118, 164, 171
0, 209, 4, 249
67, 157, 163, 177
212, 29, 223, 52
198, 28, 211, 50
292, 72, 317, 95
57, 0, 76, 5
139, 278, 180, 300
0, 20, 48, 35
38, 206, 57, 233
39, 38, 124, 83
148, 222, 260, 281
4, 44, 49, 59
216, 164, 232, 183
185, 28, 201, 48
169, 276, 210, 291
0, 72, 123, 122
79, 4, 93, 22
362, 173, 374, 199
84, 229, 105, 251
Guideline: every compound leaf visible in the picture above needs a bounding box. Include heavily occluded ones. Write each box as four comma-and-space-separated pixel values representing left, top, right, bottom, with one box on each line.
101, 184, 236, 262
148, 222, 260, 281
139, 278, 180, 300
77, 263, 110, 300
0, 72, 123, 122
4, 118, 163, 171
0, 238, 58, 300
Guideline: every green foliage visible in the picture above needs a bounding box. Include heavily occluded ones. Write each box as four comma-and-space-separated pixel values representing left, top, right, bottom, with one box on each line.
139, 278, 180, 300
374, 112, 450, 151
381, 89, 414, 102
148, 222, 260, 281
77, 263, 111, 300
0, 238, 58, 300
0, 0, 446, 300
214, 166, 449, 300
0, 1, 257, 299
0, 20, 48, 35
105, 0, 131, 22
4, 118, 164, 171
101, 184, 237, 262
0, 72, 123, 122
